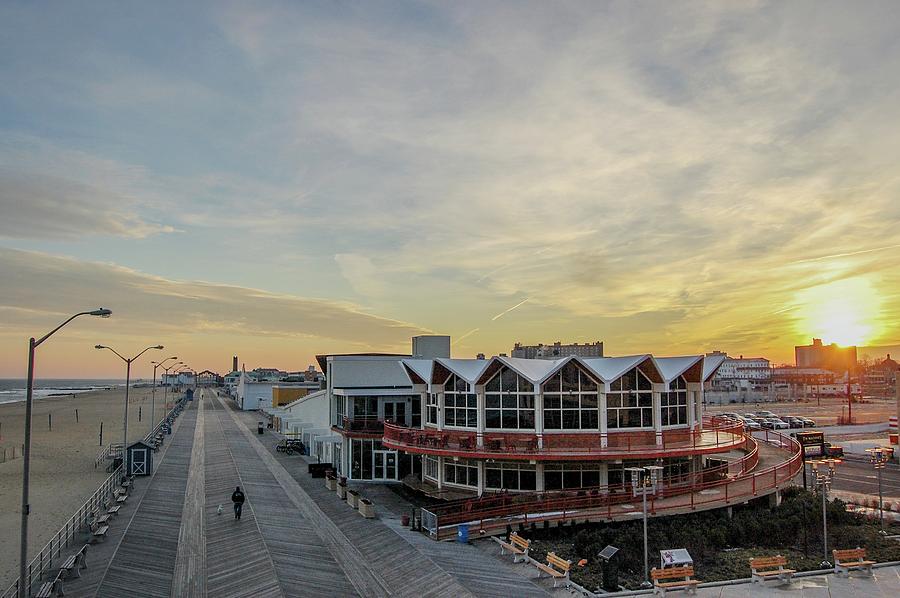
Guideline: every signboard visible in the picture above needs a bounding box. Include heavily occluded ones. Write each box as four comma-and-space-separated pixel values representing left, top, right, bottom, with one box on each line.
795, 431, 824, 459
660, 548, 693, 568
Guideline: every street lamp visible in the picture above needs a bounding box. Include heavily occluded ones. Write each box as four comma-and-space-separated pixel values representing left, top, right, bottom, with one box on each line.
19, 308, 111, 598
95, 344, 164, 455
626, 465, 665, 588
160, 361, 183, 415
150, 357, 177, 434
811, 458, 840, 567
866, 447, 892, 534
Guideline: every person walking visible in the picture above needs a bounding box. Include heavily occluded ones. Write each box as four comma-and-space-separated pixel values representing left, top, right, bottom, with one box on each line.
231, 485, 245, 520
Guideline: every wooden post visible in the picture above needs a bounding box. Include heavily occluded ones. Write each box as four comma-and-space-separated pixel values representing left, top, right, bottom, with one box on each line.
75, 409, 79, 423
139, 406, 142, 422
99, 421, 103, 446
48, 413, 52, 431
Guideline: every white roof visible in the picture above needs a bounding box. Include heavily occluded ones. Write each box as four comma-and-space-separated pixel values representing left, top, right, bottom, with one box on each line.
435, 358, 492, 383
579, 355, 651, 382
654, 356, 704, 383
703, 353, 727, 382
496, 356, 567, 384
330, 357, 412, 389
400, 359, 433, 384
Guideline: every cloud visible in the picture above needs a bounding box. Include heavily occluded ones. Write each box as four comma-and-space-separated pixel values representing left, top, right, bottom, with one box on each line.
0, 247, 428, 351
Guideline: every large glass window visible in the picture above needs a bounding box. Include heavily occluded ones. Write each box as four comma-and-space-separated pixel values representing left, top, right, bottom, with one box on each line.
425, 393, 439, 426
411, 396, 422, 427
424, 455, 439, 481
442, 374, 477, 428
607, 367, 653, 429
485, 366, 535, 429
544, 462, 602, 490
661, 376, 688, 426
542, 362, 600, 430
485, 461, 536, 491
444, 458, 478, 488
352, 396, 378, 418
334, 394, 346, 427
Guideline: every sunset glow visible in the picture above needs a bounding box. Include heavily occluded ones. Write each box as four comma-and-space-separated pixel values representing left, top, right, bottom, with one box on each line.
796, 278, 883, 348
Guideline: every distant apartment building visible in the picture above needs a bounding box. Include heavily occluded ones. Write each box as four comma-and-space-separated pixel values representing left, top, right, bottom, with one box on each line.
511, 340, 604, 360
795, 338, 858, 372
704, 352, 771, 404
707, 352, 771, 384
862, 354, 899, 397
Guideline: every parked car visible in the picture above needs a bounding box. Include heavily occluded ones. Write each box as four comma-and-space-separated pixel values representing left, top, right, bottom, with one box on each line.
765, 417, 790, 430
743, 413, 759, 419
783, 416, 805, 428
756, 410, 777, 418
743, 419, 762, 431
721, 412, 742, 420
801, 417, 817, 427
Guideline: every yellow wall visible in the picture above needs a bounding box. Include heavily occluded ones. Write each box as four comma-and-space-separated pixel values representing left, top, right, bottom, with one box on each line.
272, 387, 309, 407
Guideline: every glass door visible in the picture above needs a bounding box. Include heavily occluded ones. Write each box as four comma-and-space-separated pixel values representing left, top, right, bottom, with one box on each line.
373, 450, 398, 481
383, 401, 407, 426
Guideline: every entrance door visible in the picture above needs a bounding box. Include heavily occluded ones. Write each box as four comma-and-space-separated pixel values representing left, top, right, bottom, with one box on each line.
131, 448, 148, 475
383, 401, 407, 426
373, 450, 398, 481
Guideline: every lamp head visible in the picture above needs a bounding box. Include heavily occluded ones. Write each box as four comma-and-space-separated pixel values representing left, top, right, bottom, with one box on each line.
153, 345, 164, 350
95, 344, 106, 350
89, 308, 112, 318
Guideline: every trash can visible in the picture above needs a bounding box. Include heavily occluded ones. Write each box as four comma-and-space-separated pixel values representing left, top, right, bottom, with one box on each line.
257, 422, 264, 435
598, 545, 620, 592
457, 524, 469, 543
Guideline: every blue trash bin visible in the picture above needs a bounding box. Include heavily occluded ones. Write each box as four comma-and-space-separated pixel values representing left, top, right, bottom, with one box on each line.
457, 524, 469, 543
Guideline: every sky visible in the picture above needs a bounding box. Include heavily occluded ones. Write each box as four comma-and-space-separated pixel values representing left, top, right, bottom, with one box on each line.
2, 1, 900, 379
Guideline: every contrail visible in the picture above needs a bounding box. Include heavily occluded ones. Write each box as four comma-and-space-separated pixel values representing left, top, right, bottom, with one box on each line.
452, 328, 480, 345
790, 243, 900, 264
492, 297, 530, 321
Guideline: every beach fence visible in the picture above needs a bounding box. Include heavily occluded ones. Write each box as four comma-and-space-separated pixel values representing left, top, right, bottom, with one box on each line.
2, 463, 123, 598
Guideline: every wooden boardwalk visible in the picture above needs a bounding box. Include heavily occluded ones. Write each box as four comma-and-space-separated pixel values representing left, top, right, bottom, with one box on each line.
49, 390, 562, 597
95, 402, 198, 598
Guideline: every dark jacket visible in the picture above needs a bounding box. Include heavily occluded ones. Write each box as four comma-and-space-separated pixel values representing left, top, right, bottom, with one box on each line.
231, 490, 245, 504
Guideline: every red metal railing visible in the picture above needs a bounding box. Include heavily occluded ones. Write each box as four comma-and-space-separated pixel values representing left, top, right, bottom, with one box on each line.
420, 429, 800, 540
383, 416, 746, 460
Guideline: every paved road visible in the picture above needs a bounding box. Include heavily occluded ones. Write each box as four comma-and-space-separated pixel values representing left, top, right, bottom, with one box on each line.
830, 458, 900, 500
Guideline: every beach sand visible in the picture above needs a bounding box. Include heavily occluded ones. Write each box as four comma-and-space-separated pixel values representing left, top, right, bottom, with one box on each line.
0, 386, 175, 588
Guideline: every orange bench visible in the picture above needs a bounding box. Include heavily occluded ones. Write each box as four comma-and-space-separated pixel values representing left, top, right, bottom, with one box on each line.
534, 552, 571, 588
495, 532, 531, 563
651, 566, 699, 596
749, 555, 795, 585
833, 548, 874, 577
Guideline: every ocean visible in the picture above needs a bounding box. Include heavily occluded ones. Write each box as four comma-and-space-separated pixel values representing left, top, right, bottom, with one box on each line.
0, 379, 126, 405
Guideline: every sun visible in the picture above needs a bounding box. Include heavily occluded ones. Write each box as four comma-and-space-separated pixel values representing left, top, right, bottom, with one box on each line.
795, 277, 882, 347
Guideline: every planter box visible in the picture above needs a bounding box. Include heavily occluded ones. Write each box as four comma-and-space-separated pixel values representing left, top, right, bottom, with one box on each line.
359, 498, 375, 519
325, 476, 337, 491
336, 484, 347, 499
347, 490, 360, 509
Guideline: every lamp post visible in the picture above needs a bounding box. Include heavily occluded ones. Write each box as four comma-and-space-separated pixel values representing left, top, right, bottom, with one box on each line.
150, 357, 177, 434
811, 458, 839, 567
19, 308, 111, 598
161, 361, 183, 414
95, 344, 164, 455
626, 465, 665, 588
866, 447, 891, 533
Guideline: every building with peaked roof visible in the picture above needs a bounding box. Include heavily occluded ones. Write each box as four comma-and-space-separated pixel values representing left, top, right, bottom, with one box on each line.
320, 338, 747, 498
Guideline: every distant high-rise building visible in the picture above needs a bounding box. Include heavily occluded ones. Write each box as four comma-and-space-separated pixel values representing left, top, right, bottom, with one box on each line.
232, 355, 238, 373
795, 338, 858, 372
511, 341, 604, 360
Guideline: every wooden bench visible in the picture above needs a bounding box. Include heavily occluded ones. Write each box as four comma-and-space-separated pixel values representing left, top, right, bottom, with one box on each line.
534, 552, 571, 588
90, 521, 109, 543
651, 566, 699, 596
107, 504, 121, 516
495, 532, 531, 563
833, 548, 875, 577
34, 576, 63, 598
750, 555, 795, 585
59, 544, 89, 579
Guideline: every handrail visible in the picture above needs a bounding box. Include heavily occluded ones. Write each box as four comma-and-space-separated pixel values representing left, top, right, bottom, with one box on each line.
421, 429, 801, 540
2, 464, 123, 598
384, 416, 746, 459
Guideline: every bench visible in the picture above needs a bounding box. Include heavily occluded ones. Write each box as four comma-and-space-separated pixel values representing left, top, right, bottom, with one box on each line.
495, 532, 531, 563
750, 555, 794, 585
651, 566, 699, 596
34, 576, 63, 598
107, 505, 121, 516
833, 548, 875, 577
534, 552, 571, 588
90, 521, 109, 543
60, 544, 89, 579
